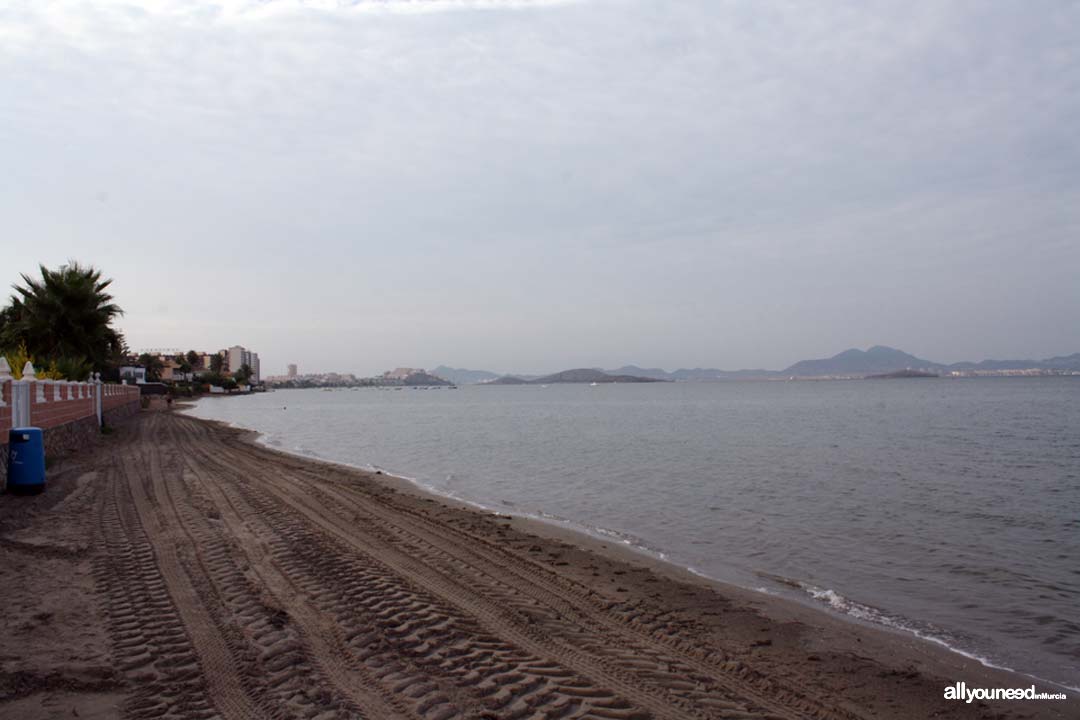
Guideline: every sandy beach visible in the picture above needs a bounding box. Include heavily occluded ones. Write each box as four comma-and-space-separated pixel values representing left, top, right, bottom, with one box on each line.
0, 410, 1073, 720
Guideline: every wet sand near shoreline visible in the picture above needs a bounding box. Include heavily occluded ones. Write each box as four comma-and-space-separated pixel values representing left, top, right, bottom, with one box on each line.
0, 410, 1073, 719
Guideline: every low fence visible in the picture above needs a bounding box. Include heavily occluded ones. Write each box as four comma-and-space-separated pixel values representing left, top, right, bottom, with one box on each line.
0, 359, 142, 471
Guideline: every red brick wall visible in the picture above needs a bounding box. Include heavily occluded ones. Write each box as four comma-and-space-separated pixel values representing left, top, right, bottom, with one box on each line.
103, 384, 141, 411
29, 381, 96, 430
0, 381, 141, 431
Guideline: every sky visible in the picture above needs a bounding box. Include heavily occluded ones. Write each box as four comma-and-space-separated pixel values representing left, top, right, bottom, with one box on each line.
2, 0, 1079, 376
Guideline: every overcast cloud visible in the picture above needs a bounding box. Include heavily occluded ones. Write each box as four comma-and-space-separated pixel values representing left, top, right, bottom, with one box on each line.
2, 0, 1078, 375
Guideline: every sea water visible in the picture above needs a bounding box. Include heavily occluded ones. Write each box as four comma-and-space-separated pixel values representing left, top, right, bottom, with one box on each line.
185, 377, 1080, 688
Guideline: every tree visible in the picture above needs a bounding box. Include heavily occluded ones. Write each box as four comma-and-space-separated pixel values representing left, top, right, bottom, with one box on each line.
186, 350, 200, 369
234, 363, 253, 385
3, 262, 125, 373
210, 353, 224, 374
138, 353, 164, 382
100, 335, 129, 382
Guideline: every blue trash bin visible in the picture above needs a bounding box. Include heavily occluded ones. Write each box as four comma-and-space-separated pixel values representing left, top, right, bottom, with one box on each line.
7, 427, 45, 494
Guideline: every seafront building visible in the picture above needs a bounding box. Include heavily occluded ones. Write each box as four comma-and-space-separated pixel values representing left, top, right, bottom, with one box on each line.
119, 366, 147, 384
287, 363, 298, 378
227, 345, 261, 382
158, 357, 193, 382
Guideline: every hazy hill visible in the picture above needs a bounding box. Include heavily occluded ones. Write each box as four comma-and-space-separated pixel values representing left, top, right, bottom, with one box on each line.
782, 346, 940, 376
786, 347, 1080, 376
532, 368, 663, 384
403, 371, 453, 386
1041, 353, 1080, 368
946, 353, 1080, 371
431, 366, 500, 385
489, 375, 529, 385
606, 365, 672, 380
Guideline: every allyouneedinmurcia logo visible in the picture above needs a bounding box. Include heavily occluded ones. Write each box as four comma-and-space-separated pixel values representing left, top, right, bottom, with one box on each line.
945, 682, 1067, 702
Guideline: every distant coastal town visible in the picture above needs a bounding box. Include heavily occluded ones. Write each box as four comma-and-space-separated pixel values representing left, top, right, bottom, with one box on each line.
120, 354, 462, 394
121, 345, 262, 393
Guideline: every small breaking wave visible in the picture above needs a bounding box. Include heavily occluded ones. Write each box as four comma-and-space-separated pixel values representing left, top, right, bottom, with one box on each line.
756, 572, 1080, 693
761, 570, 969, 639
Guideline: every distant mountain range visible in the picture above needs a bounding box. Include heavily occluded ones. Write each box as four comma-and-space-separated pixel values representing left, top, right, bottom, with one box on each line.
489, 368, 663, 385
433, 347, 1080, 383
781, 346, 936, 377
783, 346, 1080, 376
944, 353, 1080, 371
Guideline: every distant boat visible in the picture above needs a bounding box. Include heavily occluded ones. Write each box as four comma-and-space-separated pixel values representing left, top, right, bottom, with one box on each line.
589, 382, 599, 387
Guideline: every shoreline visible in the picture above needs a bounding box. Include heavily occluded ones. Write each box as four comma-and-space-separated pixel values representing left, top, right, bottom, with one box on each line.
189, 406, 1074, 695
191, 411, 1076, 707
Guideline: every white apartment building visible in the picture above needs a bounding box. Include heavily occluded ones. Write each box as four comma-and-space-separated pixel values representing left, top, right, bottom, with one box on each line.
227, 345, 261, 382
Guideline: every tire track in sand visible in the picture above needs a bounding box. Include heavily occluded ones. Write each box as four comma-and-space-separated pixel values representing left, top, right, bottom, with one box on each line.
172, 418, 648, 720
304, 481, 814, 719
165, 420, 416, 720
118, 419, 264, 720
304, 478, 860, 720
133, 413, 374, 719
179, 412, 867, 720
171, 417, 779, 720
94, 450, 219, 719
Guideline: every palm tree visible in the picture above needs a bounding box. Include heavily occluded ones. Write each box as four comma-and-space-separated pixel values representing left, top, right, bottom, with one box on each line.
234, 363, 253, 385
0, 305, 19, 348
5, 262, 125, 372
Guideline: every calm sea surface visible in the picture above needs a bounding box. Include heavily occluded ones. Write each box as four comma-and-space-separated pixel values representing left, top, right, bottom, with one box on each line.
186, 378, 1080, 688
